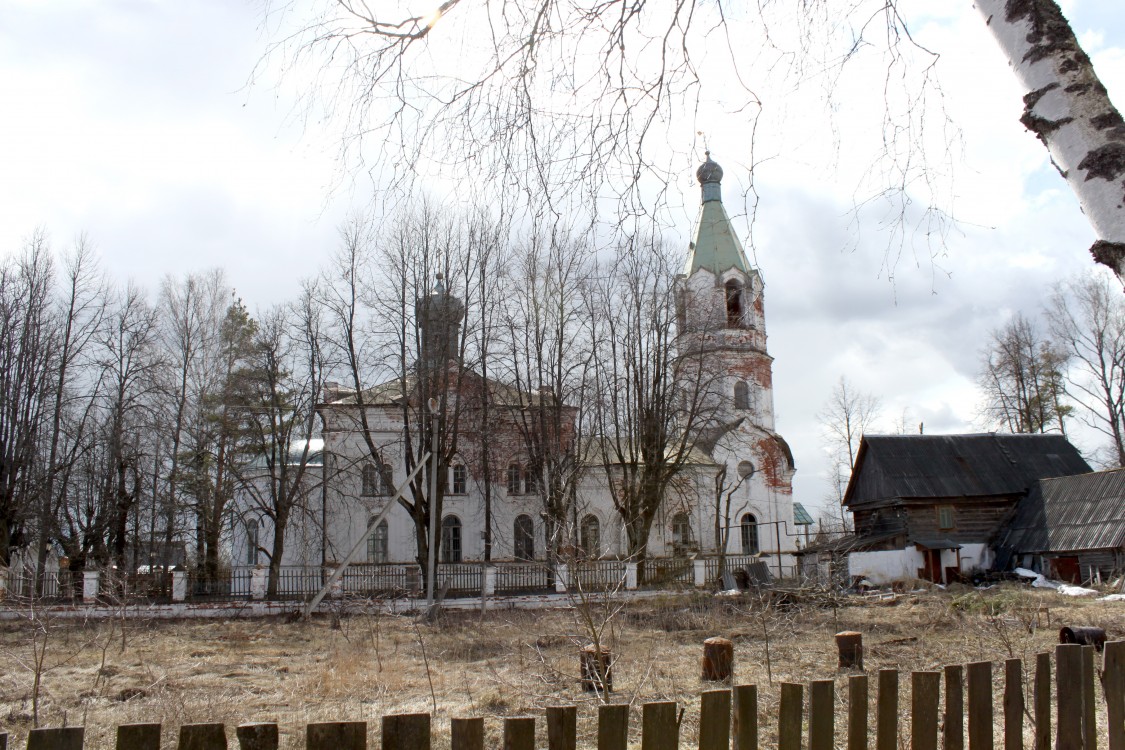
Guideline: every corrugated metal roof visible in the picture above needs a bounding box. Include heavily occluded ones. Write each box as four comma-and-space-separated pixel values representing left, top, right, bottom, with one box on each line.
844, 433, 1091, 507
1003, 468, 1125, 554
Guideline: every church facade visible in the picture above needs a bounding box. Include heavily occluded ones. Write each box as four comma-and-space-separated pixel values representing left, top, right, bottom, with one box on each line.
232, 157, 798, 578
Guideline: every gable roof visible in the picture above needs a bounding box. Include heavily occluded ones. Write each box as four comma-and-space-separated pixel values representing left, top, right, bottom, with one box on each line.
843, 433, 1091, 508
1001, 467, 1125, 555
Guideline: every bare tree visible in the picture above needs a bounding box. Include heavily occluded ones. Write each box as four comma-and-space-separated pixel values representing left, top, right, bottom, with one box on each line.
261, 0, 962, 270
584, 236, 722, 565
318, 207, 492, 581
33, 237, 105, 591
0, 236, 56, 566
156, 270, 231, 577
1046, 273, 1125, 467
498, 229, 592, 562
817, 376, 882, 517
978, 313, 1070, 435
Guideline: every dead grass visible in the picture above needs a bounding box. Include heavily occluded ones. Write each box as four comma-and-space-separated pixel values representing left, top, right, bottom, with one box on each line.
0, 584, 1122, 749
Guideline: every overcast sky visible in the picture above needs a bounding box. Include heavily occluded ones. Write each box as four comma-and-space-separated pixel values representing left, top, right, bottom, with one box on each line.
2, 1, 1123, 522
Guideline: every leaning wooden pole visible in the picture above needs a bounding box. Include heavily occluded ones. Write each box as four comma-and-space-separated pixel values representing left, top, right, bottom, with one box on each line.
303, 456, 429, 619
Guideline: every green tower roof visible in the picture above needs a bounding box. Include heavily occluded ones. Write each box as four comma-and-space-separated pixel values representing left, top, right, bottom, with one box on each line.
685, 154, 752, 276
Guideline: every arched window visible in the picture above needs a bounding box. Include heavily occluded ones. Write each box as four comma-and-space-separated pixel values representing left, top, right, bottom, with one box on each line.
379, 464, 394, 495
580, 515, 601, 558
361, 463, 378, 496
741, 513, 759, 555
245, 519, 258, 565
725, 280, 744, 327
506, 463, 523, 495
442, 515, 462, 563
450, 463, 467, 494
367, 518, 389, 563
671, 512, 692, 550
734, 381, 750, 410
514, 514, 535, 560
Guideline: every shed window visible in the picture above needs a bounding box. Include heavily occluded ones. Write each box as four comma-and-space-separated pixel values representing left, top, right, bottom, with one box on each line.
937, 506, 955, 530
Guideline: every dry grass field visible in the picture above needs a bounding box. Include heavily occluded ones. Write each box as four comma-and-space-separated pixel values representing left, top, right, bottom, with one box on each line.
1, 584, 1123, 749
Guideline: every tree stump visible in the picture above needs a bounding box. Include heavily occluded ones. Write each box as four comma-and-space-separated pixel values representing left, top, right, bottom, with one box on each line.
836, 631, 864, 670
702, 637, 734, 681
581, 644, 613, 693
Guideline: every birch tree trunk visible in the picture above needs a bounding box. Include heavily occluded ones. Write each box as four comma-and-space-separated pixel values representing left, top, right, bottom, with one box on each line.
977, 0, 1125, 277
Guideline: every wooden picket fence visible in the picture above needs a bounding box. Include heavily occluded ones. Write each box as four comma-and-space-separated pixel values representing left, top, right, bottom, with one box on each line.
4, 642, 1123, 750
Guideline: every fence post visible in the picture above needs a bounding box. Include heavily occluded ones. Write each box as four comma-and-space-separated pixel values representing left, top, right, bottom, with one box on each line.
702, 637, 734, 681
877, 669, 899, 750
83, 569, 100, 601
809, 680, 834, 750
0, 566, 7, 600
250, 568, 267, 600
28, 728, 84, 750
117, 723, 162, 750
555, 564, 569, 593
733, 684, 758, 750
503, 717, 535, 750
598, 704, 630, 750
451, 718, 484, 750
1004, 659, 1024, 750
693, 559, 707, 587
699, 689, 732, 750
1081, 646, 1097, 750
848, 675, 868, 750
547, 706, 577, 750
642, 702, 680, 750
1106, 641, 1125, 750
483, 565, 497, 597
945, 665, 964, 750
1056, 644, 1083, 750
1033, 653, 1051, 750
967, 662, 993, 750
779, 683, 804, 750
179, 723, 228, 750
912, 672, 941, 750
382, 714, 430, 750
236, 724, 278, 750
625, 562, 638, 590
307, 722, 366, 750
171, 570, 187, 602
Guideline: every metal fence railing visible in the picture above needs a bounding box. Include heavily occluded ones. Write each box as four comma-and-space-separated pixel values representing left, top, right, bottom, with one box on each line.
571, 560, 627, 591
639, 557, 693, 586
494, 562, 551, 594
0, 555, 792, 605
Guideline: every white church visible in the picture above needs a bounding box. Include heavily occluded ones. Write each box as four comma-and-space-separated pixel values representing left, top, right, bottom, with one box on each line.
233, 156, 801, 585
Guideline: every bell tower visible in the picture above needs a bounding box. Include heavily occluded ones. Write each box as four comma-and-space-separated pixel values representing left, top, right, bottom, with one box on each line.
676, 153, 796, 559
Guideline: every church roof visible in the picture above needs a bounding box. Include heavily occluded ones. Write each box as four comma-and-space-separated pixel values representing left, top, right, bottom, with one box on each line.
685, 154, 751, 276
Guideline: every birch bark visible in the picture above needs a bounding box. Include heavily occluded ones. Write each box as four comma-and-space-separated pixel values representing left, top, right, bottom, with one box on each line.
977, 0, 1125, 278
